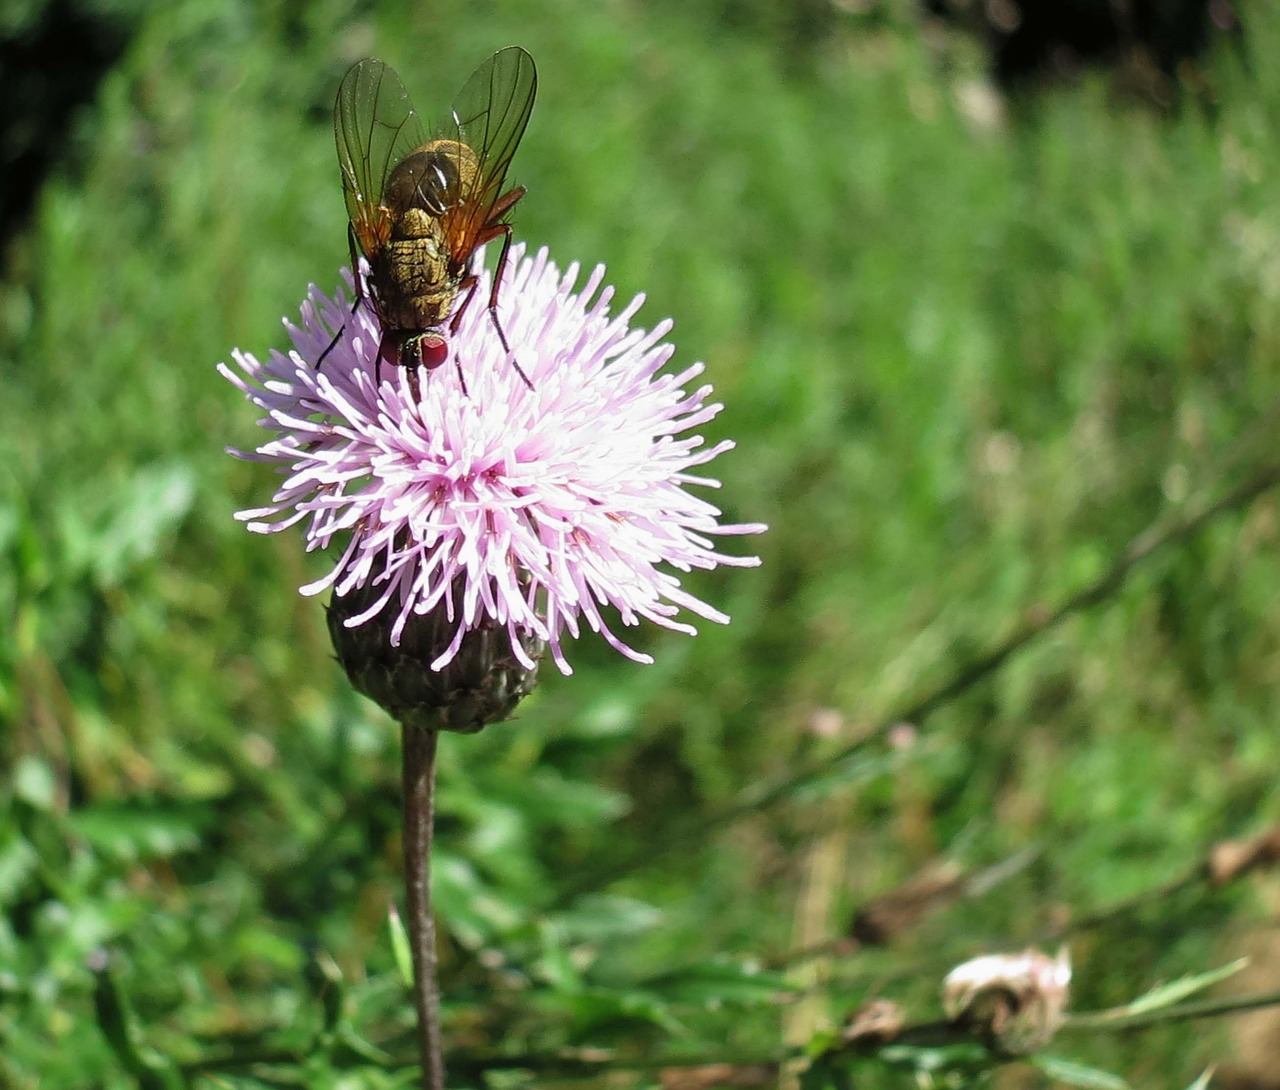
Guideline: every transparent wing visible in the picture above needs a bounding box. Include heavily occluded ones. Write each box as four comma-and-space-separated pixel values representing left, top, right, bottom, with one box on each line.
438, 46, 537, 260
334, 58, 427, 254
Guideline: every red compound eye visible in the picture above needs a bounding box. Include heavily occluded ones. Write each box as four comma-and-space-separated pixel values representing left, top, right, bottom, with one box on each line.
420, 334, 449, 370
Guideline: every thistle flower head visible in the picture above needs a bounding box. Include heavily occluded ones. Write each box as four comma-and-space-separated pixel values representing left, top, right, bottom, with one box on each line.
220, 244, 764, 686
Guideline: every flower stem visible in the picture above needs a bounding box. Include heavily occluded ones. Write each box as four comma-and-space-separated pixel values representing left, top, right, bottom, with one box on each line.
402, 724, 444, 1090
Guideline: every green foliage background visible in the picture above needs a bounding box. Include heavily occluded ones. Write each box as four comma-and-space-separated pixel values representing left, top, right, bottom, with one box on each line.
3, 0, 1280, 1086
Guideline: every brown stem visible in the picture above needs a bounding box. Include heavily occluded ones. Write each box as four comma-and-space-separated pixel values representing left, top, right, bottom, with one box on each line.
402, 724, 443, 1090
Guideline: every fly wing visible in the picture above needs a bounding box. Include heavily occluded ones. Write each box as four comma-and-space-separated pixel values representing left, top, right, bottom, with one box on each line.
334, 58, 427, 255
439, 46, 537, 262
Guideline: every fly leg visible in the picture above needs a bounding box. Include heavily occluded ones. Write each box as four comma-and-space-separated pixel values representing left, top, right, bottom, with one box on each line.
318, 223, 365, 370
451, 211, 534, 390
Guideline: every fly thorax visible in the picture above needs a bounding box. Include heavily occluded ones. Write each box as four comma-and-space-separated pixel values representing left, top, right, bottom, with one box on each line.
385, 139, 482, 216
394, 207, 441, 243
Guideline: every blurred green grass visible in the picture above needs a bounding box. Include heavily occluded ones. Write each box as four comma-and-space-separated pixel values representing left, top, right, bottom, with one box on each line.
3, 0, 1280, 1085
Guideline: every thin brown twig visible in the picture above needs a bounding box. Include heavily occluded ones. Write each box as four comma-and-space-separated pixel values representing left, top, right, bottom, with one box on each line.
776, 844, 1044, 971
1037, 868, 1203, 943
402, 724, 444, 1090
821, 841, 1230, 995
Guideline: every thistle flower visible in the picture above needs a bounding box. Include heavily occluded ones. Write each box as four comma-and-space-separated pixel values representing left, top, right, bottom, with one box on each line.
220, 244, 764, 708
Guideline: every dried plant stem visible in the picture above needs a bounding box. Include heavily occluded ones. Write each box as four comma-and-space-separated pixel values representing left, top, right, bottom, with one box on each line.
402, 724, 444, 1090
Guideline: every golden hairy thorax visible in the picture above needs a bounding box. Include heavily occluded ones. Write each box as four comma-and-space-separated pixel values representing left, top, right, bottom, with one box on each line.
369, 139, 482, 334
